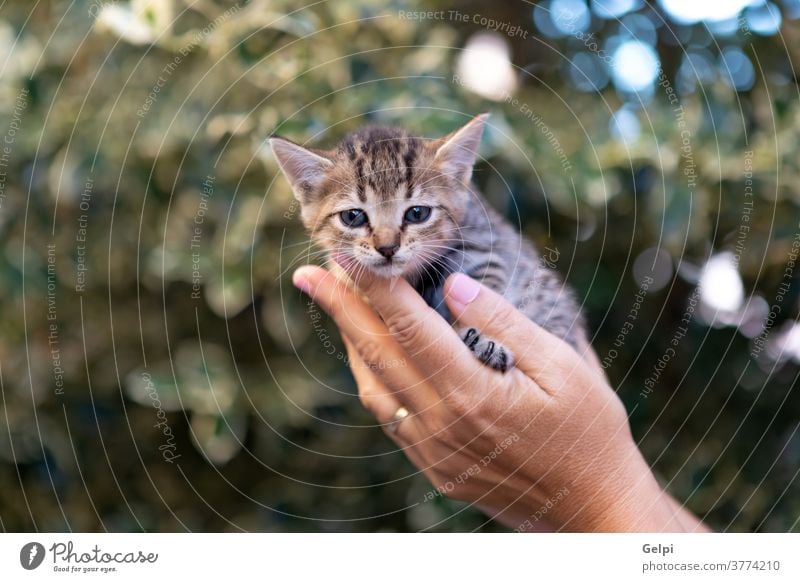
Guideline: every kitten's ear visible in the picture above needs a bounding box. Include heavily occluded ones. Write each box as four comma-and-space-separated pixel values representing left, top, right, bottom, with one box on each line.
433, 113, 489, 184
269, 136, 334, 201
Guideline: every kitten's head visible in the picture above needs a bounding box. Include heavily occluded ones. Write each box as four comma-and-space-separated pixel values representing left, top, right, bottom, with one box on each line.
270, 114, 487, 278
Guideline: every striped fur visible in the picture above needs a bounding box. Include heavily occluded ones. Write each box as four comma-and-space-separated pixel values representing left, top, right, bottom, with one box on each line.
271, 115, 585, 371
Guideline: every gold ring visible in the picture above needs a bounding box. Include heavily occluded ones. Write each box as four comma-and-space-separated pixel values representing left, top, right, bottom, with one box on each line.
386, 406, 409, 434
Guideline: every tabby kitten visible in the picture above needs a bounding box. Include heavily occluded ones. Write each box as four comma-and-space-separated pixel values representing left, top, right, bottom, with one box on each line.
270, 114, 584, 372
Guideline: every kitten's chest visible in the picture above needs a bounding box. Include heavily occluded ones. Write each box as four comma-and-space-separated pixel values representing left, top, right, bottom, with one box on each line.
417, 279, 451, 321
409, 231, 500, 322
411, 254, 458, 323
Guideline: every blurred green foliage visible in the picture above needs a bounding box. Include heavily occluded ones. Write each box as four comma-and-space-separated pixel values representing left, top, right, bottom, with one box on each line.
0, 0, 799, 532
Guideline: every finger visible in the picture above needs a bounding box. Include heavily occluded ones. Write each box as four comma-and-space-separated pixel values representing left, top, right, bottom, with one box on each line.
293, 265, 438, 411
341, 268, 483, 389
344, 338, 425, 444
342, 338, 401, 425
443, 272, 591, 386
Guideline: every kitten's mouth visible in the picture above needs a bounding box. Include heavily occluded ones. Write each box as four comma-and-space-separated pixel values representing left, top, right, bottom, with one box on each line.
330, 249, 412, 279
365, 259, 410, 278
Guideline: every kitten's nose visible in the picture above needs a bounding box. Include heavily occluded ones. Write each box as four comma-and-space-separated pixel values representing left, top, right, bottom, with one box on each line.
376, 244, 400, 260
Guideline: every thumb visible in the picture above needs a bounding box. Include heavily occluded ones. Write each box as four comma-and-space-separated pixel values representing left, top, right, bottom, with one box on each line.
443, 272, 588, 384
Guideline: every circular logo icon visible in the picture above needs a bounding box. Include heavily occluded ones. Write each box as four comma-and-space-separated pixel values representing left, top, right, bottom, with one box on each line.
20, 542, 45, 570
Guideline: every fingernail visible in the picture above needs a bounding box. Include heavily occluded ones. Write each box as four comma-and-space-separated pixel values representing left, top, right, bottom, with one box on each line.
447, 273, 481, 306
292, 270, 312, 295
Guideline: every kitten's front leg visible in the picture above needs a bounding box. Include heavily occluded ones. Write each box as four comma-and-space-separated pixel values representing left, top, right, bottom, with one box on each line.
450, 264, 519, 373
454, 324, 515, 372
449, 257, 525, 372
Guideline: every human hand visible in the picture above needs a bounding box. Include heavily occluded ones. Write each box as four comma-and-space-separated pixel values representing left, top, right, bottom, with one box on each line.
292, 266, 706, 532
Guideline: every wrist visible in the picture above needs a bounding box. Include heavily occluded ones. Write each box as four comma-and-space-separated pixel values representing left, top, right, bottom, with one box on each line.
587, 446, 689, 532
553, 444, 682, 532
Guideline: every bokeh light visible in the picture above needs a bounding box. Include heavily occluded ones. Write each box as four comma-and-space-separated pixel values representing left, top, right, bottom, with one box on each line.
676, 48, 718, 93
658, 0, 761, 25
698, 252, 745, 318
618, 13, 658, 45
591, 0, 642, 19
744, 2, 783, 36
632, 247, 673, 291
719, 46, 756, 91
568, 51, 611, 91
456, 32, 518, 101
552, 0, 592, 34
610, 40, 660, 92
767, 322, 800, 364
533, 1, 568, 38
609, 105, 641, 144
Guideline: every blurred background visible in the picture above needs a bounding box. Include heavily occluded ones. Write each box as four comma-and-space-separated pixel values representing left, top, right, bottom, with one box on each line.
1, 0, 799, 532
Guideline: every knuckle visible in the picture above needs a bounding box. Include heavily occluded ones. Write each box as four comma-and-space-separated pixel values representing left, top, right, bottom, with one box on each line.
356, 385, 378, 414
477, 395, 505, 425
546, 355, 583, 389
486, 306, 518, 337
441, 388, 475, 420
443, 394, 468, 420
387, 311, 426, 347
421, 410, 456, 445
353, 337, 384, 370
429, 420, 463, 449
427, 418, 452, 442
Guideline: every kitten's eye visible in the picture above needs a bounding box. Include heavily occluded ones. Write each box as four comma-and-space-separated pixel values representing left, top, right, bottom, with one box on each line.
340, 208, 368, 228
403, 206, 432, 224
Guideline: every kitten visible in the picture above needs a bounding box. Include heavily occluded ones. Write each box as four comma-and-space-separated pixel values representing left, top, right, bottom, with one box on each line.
270, 114, 585, 372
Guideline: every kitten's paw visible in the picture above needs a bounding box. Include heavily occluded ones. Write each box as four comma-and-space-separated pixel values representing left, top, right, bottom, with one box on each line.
459, 327, 515, 372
